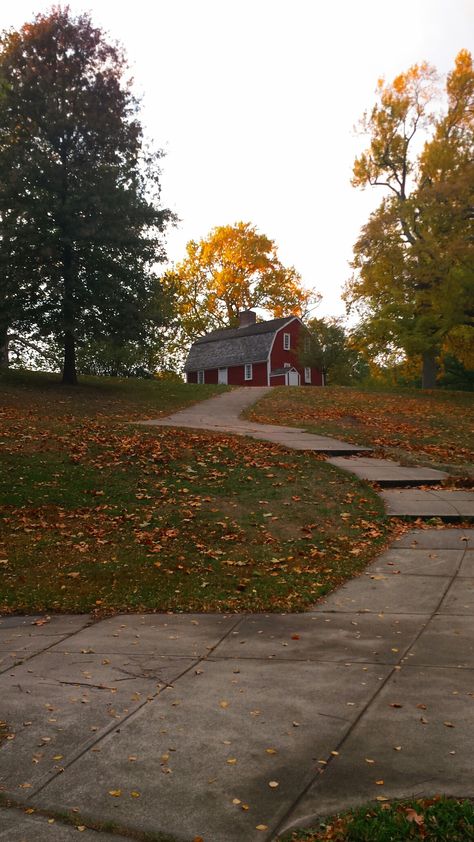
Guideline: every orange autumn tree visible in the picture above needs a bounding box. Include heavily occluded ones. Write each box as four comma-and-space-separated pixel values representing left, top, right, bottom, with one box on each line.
164, 222, 319, 344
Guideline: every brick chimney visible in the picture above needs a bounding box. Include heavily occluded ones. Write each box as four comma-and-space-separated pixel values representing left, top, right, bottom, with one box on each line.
238, 309, 257, 329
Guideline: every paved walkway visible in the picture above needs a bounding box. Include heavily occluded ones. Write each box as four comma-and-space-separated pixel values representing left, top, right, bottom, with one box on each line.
141, 387, 473, 519
139, 388, 372, 454
2, 387, 474, 840
1, 530, 474, 842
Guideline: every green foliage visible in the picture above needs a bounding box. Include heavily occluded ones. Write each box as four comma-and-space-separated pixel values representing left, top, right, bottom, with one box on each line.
299, 318, 369, 385
283, 797, 474, 841
439, 355, 474, 391
0, 8, 174, 383
347, 50, 474, 388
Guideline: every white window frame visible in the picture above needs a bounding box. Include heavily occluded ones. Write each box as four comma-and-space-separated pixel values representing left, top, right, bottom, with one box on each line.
283, 332, 291, 350
197, 370, 205, 384
244, 363, 253, 381
283, 362, 291, 368
304, 367, 311, 384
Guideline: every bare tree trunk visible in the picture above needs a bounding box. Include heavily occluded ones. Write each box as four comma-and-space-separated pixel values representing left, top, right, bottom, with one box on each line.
0, 328, 9, 368
422, 350, 438, 389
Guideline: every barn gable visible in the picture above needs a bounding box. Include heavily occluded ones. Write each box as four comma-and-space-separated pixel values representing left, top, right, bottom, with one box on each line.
184, 316, 294, 372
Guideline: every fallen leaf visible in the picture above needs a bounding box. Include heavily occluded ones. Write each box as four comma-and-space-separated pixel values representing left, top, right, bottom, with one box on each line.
268, 781, 279, 788
405, 807, 425, 826
444, 721, 455, 728
256, 825, 268, 831
108, 789, 122, 797
227, 758, 237, 765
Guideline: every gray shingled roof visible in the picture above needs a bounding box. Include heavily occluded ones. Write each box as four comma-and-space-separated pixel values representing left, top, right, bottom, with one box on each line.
185, 316, 297, 372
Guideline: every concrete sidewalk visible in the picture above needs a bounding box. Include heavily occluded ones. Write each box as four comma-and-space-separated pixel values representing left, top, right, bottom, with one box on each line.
139, 388, 372, 454
1, 529, 474, 842
138, 387, 474, 519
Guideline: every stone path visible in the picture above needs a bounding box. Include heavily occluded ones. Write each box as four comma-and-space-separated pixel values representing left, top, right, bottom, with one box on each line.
1, 529, 474, 842
327, 456, 448, 487
382, 489, 474, 519
139, 387, 372, 454
141, 387, 473, 520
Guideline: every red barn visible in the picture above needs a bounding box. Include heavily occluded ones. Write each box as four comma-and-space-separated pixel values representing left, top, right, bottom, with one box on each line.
185, 310, 323, 387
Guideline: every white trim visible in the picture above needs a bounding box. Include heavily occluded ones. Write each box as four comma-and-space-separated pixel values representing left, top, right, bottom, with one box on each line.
283, 332, 291, 350
266, 317, 303, 382
197, 370, 204, 384
244, 363, 253, 381
283, 362, 291, 368
287, 368, 300, 386
304, 367, 311, 384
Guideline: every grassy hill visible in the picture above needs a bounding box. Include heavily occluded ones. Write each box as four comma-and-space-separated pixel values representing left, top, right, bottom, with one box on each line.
0, 371, 390, 614
246, 385, 474, 476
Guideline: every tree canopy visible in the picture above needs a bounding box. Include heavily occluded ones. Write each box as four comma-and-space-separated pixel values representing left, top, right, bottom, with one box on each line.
298, 317, 369, 385
346, 50, 474, 388
163, 222, 319, 345
0, 7, 173, 382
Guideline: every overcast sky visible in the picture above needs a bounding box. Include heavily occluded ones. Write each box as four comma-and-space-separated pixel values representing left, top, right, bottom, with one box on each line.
1, 0, 472, 318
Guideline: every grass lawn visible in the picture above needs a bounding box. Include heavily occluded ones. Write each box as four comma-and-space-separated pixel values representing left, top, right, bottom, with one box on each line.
0, 370, 391, 614
282, 797, 474, 841
246, 386, 474, 475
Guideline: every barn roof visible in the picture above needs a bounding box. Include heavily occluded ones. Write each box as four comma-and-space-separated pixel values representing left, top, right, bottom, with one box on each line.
184, 316, 297, 371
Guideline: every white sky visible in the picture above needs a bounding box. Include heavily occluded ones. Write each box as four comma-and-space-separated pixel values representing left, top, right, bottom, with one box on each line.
1, 0, 472, 318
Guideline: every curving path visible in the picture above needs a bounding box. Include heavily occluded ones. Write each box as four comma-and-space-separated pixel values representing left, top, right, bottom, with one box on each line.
1, 387, 474, 842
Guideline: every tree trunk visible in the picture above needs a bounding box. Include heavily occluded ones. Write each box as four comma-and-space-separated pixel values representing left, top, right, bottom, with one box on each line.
62, 329, 77, 384
0, 328, 9, 368
422, 351, 438, 389
61, 242, 77, 385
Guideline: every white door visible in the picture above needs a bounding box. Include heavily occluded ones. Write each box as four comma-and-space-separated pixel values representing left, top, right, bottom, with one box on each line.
288, 369, 300, 386
218, 368, 228, 384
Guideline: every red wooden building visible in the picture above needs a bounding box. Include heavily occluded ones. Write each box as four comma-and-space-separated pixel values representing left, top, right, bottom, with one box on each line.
185, 310, 323, 387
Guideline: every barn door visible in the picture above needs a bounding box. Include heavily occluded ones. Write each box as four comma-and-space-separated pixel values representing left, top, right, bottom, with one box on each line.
288, 369, 300, 386
218, 368, 228, 384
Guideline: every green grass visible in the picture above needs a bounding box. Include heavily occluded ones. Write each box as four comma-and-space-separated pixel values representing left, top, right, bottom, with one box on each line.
282, 797, 474, 841
246, 386, 474, 475
0, 370, 392, 614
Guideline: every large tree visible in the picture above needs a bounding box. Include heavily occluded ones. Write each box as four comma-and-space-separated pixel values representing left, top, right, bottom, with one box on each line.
346, 50, 474, 388
298, 317, 369, 385
0, 8, 173, 383
163, 221, 319, 344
